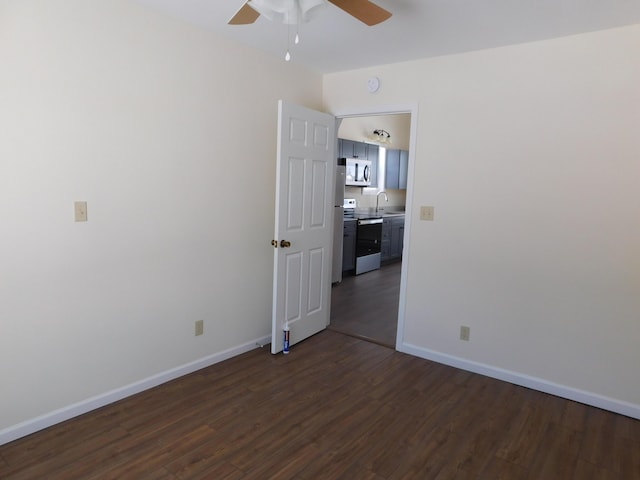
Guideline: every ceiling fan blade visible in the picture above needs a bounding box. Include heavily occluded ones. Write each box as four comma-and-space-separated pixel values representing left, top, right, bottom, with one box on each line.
328, 0, 392, 26
228, 2, 260, 25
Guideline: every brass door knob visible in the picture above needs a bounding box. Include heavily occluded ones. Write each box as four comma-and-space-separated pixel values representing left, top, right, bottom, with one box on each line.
280, 240, 291, 248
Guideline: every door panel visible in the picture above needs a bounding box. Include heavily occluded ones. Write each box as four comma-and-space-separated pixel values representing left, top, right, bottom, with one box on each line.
307, 247, 324, 314
284, 252, 302, 323
310, 160, 328, 227
272, 100, 336, 354
287, 158, 305, 230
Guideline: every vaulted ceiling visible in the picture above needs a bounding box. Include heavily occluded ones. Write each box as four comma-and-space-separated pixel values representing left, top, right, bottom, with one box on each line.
134, 0, 640, 73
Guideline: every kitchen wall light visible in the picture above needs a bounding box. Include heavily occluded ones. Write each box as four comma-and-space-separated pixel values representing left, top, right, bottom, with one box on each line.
371, 129, 391, 145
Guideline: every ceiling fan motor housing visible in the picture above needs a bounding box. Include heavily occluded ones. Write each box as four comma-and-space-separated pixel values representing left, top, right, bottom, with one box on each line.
229, 0, 392, 26
248, 0, 327, 24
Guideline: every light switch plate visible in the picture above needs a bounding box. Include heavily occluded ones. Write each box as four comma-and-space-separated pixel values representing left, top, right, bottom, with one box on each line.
74, 201, 88, 222
420, 206, 434, 221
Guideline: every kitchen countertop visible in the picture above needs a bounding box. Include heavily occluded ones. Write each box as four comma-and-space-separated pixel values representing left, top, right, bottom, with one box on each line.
345, 208, 405, 221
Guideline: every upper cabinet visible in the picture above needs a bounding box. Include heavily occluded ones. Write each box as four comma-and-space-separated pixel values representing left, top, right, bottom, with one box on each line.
399, 150, 409, 189
338, 139, 408, 190
367, 144, 379, 187
339, 139, 367, 159
385, 148, 409, 190
386, 149, 400, 189
339, 139, 380, 186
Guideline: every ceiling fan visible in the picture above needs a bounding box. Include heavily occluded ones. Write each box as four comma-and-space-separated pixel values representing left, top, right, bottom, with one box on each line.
228, 0, 392, 27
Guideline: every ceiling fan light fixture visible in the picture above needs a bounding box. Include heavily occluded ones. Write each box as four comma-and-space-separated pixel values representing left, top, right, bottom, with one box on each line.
298, 0, 327, 21
247, 0, 326, 25
228, 0, 392, 27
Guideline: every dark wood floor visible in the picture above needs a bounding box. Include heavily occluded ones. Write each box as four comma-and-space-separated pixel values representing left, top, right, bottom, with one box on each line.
329, 262, 401, 348
1, 330, 638, 479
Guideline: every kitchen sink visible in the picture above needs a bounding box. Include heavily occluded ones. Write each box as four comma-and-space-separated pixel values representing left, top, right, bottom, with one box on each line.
354, 208, 406, 218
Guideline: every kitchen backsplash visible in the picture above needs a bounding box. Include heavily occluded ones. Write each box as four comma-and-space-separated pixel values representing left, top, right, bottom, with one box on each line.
344, 186, 406, 210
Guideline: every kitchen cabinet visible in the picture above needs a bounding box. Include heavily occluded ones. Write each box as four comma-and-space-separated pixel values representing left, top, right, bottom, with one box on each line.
390, 217, 405, 259
339, 139, 367, 159
399, 150, 409, 189
339, 139, 380, 187
338, 139, 409, 190
342, 220, 357, 271
381, 218, 391, 261
339, 139, 378, 160
381, 216, 404, 262
385, 149, 400, 189
385, 149, 409, 190
367, 144, 379, 187
338, 138, 383, 188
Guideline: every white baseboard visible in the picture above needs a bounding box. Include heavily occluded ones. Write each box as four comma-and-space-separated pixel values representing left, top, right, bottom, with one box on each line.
399, 342, 640, 420
0, 335, 271, 447
4, 336, 636, 447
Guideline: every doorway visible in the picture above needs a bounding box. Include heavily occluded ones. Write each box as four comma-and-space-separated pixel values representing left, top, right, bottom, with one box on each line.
329, 260, 401, 347
328, 105, 418, 350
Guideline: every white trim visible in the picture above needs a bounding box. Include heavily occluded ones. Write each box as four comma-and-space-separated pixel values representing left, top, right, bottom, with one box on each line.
332, 103, 419, 118
399, 341, 640, 420
0, 335, 271, 446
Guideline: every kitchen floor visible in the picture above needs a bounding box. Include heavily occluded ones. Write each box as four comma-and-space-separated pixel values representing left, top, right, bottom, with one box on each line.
329, 262, 401, 348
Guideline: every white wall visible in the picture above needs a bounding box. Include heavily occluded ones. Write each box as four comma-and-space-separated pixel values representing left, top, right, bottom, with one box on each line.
339, 114, 412, 150
0, 0, 321, 441
324, 25, 640, 416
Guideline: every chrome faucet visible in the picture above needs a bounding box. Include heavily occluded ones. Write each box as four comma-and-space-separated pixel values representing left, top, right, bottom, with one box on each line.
375, 191, 388, 213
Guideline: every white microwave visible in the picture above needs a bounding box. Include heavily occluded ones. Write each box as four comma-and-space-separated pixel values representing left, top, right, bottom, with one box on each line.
345, 158, 372, 186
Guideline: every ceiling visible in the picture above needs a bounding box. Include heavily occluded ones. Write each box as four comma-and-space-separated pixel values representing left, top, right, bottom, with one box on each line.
134, 0, 640, 74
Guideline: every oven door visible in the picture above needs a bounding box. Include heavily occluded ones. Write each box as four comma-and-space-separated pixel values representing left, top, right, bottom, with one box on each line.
356, 218, 383, 257
355, 217, 383, 275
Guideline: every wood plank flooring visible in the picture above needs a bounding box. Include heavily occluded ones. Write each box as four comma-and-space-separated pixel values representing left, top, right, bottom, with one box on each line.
1, 330, 638, 479
329, 262, 401, 348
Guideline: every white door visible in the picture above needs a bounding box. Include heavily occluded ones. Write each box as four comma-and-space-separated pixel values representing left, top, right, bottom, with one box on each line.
271, 100, 336, 354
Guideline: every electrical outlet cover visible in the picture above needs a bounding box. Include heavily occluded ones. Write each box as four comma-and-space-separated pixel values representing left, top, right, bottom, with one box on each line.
74, 201, 88, 222
460, 326, 470, 341
195, 320, 204, 336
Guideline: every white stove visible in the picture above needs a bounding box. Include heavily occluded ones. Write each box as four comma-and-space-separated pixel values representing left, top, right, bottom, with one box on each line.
343, 198, 356, 218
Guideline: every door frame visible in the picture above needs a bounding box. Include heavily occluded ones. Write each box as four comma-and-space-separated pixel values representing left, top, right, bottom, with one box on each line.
331, 103, 419, 351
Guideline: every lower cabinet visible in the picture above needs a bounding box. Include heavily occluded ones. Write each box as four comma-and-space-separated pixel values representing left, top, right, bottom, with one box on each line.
390, 217, 405, 259
381, 218, 391, 261
381, 216, 404, 262
342, 220, 357, 271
